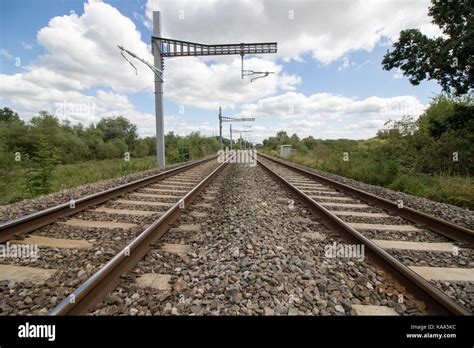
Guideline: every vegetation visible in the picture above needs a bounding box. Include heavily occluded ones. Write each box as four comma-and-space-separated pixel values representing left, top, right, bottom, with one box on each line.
0, 107, 223, 205
259, 96, 474, 209
382, 0, 473, 95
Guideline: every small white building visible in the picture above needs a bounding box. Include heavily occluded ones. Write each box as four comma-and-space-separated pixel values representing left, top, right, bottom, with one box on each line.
280, 145, 292, 158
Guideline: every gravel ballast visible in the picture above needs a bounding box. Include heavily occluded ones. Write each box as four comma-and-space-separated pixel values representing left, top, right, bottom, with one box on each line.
1, 155, 470, 316
91, 162, 427, 316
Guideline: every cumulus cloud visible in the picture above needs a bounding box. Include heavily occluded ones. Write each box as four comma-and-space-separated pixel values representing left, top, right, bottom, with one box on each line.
238, 92, 426, 120
348, 119, 387, 130
30, 0, 300, 101
0, 73, 137, 125
165, 56, 300, 109
35, 0, 152, 93
145, 0, 442, 64
164, 115, 216, 136
1, 0, 436, 141
1, 0, 300, 131
236, 92, 426, 141
0, 0, 158, 135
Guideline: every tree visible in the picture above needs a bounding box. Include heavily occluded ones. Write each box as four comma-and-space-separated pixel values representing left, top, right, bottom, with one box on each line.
0, 107, 22, 123
96, 116, 137, 147
382, 0, 473, 95
25, 136, 59, 195
276, 131, 289, 141
0, 107, 29, 152
132, 139, 150, 158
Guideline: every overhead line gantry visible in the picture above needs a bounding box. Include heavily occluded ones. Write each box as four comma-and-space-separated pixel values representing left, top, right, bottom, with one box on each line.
119, 11, 277, 168
218, 106, 255, 150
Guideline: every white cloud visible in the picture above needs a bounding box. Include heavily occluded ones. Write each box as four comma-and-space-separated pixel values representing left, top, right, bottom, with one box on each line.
1, 0, 300, 130
34, 0, 153, 94
0, 73, 136, 126
22, 67, 84, 91
145, 0, 442, 64
165, 56, 300, 109
348, 119, 386, 130
238, 92, 425, 120
236, 92, 426, 141
30, 0, 300, 102
164, 115, 216, 136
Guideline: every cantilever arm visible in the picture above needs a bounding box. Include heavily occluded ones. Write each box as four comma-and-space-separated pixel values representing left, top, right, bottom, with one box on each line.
250, 71, 274, 82
118, 45, 163, 82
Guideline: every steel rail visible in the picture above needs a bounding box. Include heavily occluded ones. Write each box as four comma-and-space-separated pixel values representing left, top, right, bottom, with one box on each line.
257, 155, 471, 315
259, 152, 474, 244
0, 155, 217, 242
49, 154, 231, 315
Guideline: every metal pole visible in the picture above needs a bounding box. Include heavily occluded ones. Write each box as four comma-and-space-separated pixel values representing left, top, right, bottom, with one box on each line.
230, 124, 232, 151
219, 107, 222, 150
153, 11, 165, 168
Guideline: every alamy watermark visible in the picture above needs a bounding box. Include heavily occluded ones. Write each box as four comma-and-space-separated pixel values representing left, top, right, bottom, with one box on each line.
18, 322, 55, 341
0, 242, 39, 261
217, 148, 257, 167
55, 100, 97, 118
325, 242, 365, 261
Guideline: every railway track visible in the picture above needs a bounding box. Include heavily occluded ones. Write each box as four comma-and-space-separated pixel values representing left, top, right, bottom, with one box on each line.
71, 158, 433, 316
257, 152, 473, 315
0, 151, 472, 316
0, 155, 230, 315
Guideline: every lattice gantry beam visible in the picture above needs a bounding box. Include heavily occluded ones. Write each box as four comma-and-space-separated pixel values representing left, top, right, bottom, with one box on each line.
152, 37, 277, 57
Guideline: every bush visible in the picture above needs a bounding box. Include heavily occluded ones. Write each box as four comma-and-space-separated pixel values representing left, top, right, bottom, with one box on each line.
132, 140, 149, 158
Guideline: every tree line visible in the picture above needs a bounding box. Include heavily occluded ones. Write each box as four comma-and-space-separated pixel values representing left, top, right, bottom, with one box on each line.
0, 107, 222, 198
0, 107, 222, 164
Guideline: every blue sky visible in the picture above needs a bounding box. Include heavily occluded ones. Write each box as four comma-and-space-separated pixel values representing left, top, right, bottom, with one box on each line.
0, 0, 442, 142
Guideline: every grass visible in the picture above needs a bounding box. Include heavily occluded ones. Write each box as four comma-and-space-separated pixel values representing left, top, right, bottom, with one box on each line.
3, 150, 472, 210
0, 155, 186, 206
263, 150, 473, 210
389, 174, 473, 209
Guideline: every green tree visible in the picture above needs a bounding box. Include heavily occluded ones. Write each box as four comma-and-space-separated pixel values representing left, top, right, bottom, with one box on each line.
0, 107, 21, 123
382, 0, 473, 95
96, 116, 137, 148
132, 139, 150, 158
25, 136, 59, 196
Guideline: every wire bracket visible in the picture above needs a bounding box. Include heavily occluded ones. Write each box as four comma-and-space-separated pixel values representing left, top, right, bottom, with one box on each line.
118, 45, 164, 82
241, 53, 274, 82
